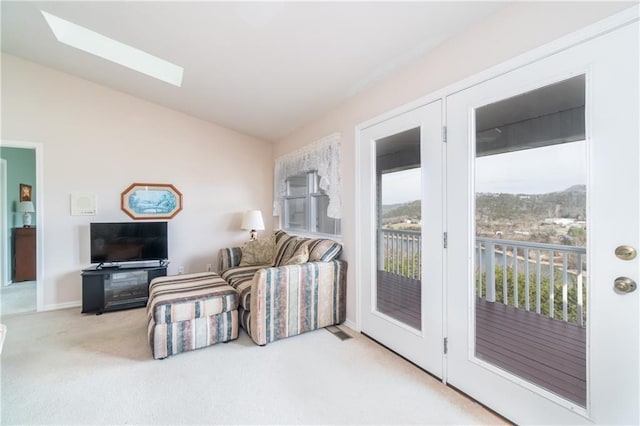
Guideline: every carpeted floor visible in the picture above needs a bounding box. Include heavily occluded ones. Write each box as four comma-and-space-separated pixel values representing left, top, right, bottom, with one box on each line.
0, 307, 506, 425
1, 281, 36, 316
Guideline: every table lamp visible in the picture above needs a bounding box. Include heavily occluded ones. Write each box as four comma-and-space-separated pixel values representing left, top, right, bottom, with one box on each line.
18, 201, 35, 227
241, 210, 264, 240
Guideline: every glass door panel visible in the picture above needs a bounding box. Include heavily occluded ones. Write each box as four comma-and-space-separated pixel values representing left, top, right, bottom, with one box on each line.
474, 75, 587, 406
376, 127, 422, 330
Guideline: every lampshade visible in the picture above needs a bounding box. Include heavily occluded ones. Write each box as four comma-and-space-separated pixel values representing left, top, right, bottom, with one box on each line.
18, 201, 35, 213
241, 210, 265, 231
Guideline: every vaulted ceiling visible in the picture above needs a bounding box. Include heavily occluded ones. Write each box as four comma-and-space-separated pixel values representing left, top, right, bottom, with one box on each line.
1, 1, 507, 141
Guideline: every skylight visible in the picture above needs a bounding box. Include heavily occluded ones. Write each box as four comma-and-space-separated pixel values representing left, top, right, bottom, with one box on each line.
41, 11, 184, 87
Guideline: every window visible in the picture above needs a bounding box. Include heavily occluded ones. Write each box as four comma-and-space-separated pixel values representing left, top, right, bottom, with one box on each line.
284, 171, 341, 236
274, 133, 341, 235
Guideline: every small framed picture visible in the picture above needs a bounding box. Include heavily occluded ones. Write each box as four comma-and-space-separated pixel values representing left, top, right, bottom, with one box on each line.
19, 184, 32, 202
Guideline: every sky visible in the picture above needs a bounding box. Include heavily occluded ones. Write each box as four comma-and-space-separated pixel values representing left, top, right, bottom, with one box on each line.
381, 141, 586, 204
382, 168, 421, 205
475, 141, 586, 194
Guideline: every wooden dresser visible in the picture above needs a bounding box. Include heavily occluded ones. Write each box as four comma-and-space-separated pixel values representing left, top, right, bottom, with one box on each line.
13, 227, 36, 282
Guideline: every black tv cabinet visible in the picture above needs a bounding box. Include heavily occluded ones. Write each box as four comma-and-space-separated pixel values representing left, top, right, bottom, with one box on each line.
81, 265, 167, 314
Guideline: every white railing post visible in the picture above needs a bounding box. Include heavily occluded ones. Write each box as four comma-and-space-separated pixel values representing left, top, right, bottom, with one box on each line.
417, 234, 420, 279
378, 229, 385, 271
513, 246, 519, 308
502, 244, 508, 304
536, 250, 542, 314
409, 234, 414, 279
392, 233, 397, 274
475, 242, 479, 295
549, 250, 555, 319
485, 242, 496, 302
524, 248, 530, 311
477, 241, 483, 298
577, 255, 584, 326
562, 253, 569, 322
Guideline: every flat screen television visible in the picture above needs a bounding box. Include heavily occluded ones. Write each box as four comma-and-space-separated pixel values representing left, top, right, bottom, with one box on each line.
90, 222, 168, 264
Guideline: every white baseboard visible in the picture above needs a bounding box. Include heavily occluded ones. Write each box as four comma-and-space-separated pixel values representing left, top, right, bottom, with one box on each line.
39, 300, 81, 312
343, 319, 359, 332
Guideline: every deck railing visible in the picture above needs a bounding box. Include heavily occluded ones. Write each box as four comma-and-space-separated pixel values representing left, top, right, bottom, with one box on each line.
377, 230, 586, 326
476, 237, 587, 326
379, 228, 421, 280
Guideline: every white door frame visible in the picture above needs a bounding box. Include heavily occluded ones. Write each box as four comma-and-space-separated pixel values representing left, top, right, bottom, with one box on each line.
1, 159, 7, 287
1, 140, 45, 311
355, 3, 639, 420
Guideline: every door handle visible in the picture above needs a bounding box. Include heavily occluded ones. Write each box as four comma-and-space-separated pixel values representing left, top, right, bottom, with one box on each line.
615, 245, 637, 260
614, 277, 637, 294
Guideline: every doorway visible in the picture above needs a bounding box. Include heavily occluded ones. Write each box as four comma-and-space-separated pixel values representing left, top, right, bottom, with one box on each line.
0, 159, 7, 288
0, 141, 43, 313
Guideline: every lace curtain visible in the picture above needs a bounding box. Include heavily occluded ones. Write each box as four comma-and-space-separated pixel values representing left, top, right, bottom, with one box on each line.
273, 133, 341, 219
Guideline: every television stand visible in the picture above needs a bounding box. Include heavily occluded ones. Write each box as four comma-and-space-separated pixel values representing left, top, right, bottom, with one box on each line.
81, 265, 167, 314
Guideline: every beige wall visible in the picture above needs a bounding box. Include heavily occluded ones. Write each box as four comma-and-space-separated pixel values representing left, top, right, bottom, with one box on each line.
273, 2, 633, 327
1, 54, 273, 310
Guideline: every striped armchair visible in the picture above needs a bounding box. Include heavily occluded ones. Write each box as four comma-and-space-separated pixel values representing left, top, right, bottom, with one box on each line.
218, 230, 347, 346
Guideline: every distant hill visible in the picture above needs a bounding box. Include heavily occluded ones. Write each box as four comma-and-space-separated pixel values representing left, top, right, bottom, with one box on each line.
381, 203, 404, 215
382, 185, 586, 224
476, 185, 586, 222
562, 184, 587, 193
382, 200, 421, 220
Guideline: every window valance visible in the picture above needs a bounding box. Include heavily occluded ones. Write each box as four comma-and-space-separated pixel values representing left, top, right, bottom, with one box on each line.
273, 133, 341, 219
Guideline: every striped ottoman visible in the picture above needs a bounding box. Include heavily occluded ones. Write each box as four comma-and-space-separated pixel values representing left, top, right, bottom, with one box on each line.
146, 272, 238, 359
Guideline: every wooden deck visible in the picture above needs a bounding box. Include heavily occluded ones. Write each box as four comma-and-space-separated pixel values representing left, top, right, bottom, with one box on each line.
476, 297, 586, 406
377, 270, 421, 330
376, 270, 586, 406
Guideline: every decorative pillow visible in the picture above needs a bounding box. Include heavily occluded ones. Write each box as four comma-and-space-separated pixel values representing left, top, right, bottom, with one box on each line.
274, 229, 289, 244
308, 239, 343, 262
272, 233, 296, 266
276, 237, 311, 266
281, 244, 309, 266
239, 235, 276, 267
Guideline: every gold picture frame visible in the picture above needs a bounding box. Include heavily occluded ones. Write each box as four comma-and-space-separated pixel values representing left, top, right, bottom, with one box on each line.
120, 183, 182, 220
19, 183, 32, 202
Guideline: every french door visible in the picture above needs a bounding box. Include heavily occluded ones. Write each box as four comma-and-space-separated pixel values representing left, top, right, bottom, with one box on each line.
357, 13, 638, 425
446, 20, 639, 424
358, 101, 443, 376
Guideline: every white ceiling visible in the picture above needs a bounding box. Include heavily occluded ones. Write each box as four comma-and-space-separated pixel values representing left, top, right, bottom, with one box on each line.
1, 1, 507, 141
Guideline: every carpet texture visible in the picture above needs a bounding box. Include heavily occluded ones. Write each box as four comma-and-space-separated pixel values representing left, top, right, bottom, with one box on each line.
0, 307, 505, 425
1, 281, 36, 316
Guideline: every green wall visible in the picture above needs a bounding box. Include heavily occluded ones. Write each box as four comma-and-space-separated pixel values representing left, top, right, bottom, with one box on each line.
1, 147, 36, 278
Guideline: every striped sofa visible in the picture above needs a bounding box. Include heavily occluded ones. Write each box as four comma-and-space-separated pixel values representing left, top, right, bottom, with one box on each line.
147, 272, 239, 359
218, 230, 347, 346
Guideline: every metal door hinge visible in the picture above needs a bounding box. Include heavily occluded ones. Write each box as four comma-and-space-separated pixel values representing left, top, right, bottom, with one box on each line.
443, 232, 448, 249
444, 337, 448, 355
442, 126, 447, 143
